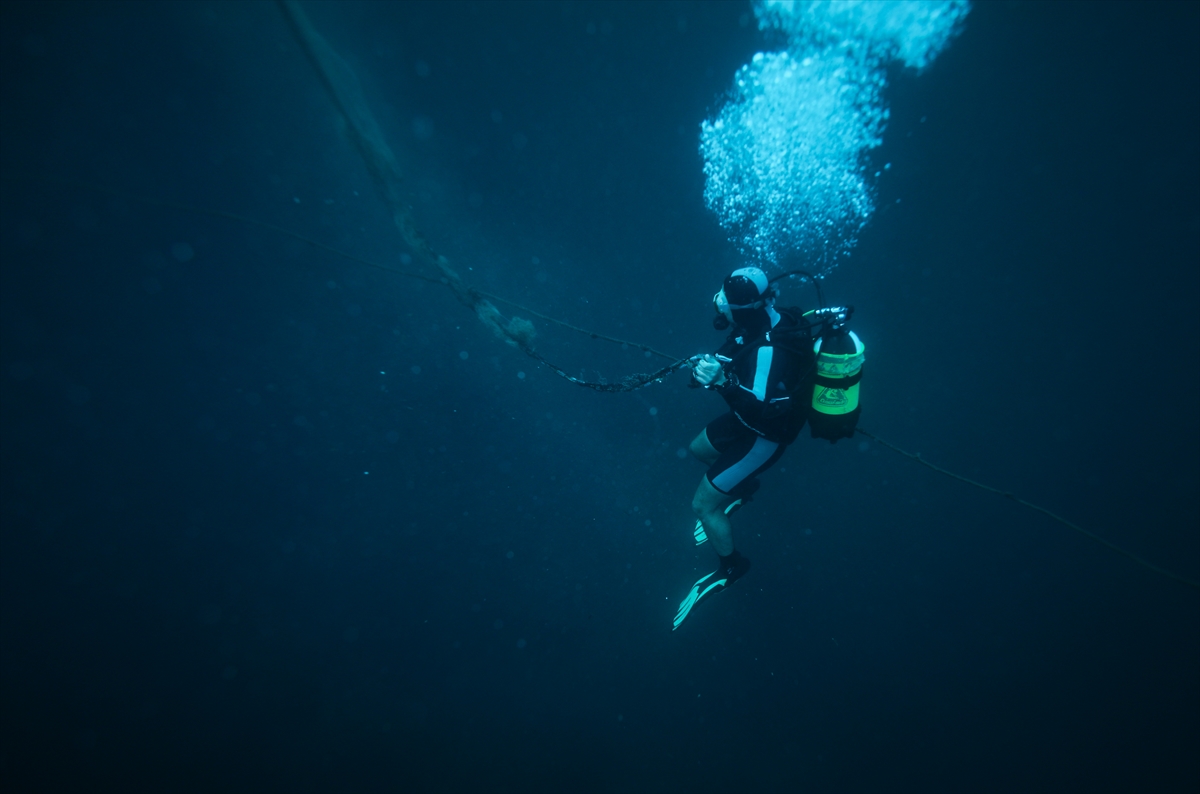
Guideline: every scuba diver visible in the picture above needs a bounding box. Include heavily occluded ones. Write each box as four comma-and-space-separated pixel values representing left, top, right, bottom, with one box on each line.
673, 266, 865, 630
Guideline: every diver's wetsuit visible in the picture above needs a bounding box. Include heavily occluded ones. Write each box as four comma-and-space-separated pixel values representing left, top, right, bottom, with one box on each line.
698, 310, 812, 494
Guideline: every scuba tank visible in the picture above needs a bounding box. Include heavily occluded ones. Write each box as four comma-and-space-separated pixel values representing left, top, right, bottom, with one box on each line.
807, 307, 865, 443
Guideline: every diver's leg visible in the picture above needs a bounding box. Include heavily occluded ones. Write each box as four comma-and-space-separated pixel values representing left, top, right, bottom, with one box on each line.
688, 429, 720, 465
692, 476, 734, 557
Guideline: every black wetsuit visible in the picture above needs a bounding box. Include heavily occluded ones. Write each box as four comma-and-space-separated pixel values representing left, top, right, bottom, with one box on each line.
696, 309, 813, 493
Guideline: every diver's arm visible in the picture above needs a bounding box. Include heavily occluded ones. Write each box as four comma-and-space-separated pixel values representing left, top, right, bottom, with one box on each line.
717, 345, 793, 420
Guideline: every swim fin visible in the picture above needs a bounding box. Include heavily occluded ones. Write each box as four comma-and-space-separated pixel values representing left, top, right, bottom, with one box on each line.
672, 551, 751, 630
673, 569, 727, 629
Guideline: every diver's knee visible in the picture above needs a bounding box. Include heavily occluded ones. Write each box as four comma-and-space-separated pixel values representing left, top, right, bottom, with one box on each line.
692, 482, 722, 519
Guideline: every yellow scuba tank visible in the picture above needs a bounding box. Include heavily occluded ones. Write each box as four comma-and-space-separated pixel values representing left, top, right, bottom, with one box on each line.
809, 328, 865, 442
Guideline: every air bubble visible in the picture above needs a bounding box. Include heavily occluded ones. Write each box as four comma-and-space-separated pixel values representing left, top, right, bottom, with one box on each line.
701, 1, 969, 271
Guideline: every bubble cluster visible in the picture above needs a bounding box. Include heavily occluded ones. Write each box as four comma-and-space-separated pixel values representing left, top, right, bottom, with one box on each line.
701, 1, 970, 273
756, 0, 971, 73
701, 49, 884, 270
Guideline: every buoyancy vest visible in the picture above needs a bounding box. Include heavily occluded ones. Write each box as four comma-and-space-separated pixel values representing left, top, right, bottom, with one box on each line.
720, 307, 816, 443
725, 306, 865, 444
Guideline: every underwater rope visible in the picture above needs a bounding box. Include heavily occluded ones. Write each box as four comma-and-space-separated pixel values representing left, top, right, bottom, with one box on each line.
17, 176, 1196, 589
17, 4, 1194, 591
855, 428, 1199, 590
278, 0, 682, 393
32, 177, 686, 395
279, 3, 1198, 590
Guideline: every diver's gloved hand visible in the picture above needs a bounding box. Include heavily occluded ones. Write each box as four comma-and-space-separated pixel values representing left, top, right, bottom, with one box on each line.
692, 354, 727, 389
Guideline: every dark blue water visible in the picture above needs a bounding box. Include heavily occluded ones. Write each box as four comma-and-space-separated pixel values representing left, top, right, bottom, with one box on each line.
2, 2, 1197, 792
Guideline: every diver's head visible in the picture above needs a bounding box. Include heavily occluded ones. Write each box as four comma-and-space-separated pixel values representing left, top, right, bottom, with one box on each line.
713, 267, 777, 332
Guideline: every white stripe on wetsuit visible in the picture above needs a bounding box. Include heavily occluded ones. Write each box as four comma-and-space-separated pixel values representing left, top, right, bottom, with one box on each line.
738, 346, 774, 401
711, 435, 779, 493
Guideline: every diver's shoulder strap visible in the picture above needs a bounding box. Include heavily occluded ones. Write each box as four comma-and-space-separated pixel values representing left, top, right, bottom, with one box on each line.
765, 307, 815, 358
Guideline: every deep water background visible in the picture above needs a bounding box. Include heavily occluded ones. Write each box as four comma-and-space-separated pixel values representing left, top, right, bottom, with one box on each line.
1, 2, 1197, 792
